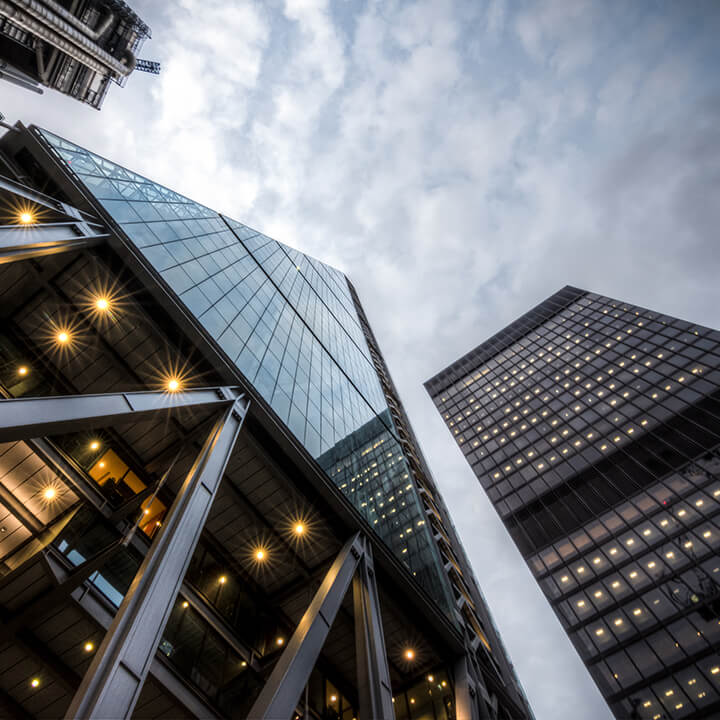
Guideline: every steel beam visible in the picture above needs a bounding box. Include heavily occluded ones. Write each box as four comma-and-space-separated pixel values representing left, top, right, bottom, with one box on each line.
1, 537, 122, 639
0, 480, 42, 533
0, 173, 70, 214
29, 436, 110, 515
247, 533, 364, 720
65, 392, 248, 720
455, 656, 482, 720
0, 222, 106, 263
0, 386, 240, 443
353, 536, 395, 720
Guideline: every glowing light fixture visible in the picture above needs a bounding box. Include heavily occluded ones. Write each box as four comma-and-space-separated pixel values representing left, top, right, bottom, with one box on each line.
84, 642, 94, 653
294, 523, 305, 535
43, 487, 57, 501
255, 548, 266, 561
167, 378, 180, 392
57, 330, 70, 344
31, 678, 40, 688
276, 637, 284, 646
18, 366, 28, 376
19, 211, 34, 224
182, 601, 189, 609
404, 648, 415, 661
95, 297, 110, 311
219, 575, 227, 585
90, 440, 100, 451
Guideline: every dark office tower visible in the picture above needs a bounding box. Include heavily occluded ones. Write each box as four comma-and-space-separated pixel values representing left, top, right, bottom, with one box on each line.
426, 286, 720, 720
0, 0, 152, 108
0, 122, 532, 720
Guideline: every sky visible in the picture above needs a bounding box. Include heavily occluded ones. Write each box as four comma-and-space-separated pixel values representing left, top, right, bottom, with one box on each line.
3, 1, 720, 718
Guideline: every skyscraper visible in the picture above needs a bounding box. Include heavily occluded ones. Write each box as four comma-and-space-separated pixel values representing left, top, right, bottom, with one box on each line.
0, 0, 153, 108
0, 120, 532, 720
426, 286, 720, 720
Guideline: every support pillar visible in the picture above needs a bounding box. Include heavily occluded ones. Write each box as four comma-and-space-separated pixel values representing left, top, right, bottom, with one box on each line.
353, 536, 395, 720
64, 392, 248, 719
248, 533, 364, 720
455, 656, 482, 720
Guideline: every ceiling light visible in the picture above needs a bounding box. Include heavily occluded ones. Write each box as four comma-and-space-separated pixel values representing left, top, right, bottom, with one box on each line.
43, 487, 56, 501
56, 330, 70, 344
17, 366, 28, 376
90, 440, 100, 451
167, 378, 180, 392
30, 678, 40, 688
19, 211, 35, 224
404, 648, 415, 661
84, 642, 94, 652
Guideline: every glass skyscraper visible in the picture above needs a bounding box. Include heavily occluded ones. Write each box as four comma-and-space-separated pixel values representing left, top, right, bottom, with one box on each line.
426, 286, 720, 720
0, 121, 532, 720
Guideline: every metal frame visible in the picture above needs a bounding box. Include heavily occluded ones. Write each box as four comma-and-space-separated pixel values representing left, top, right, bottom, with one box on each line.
65, 391, 248, 719
455, 656, 482, 720
0, 221, 107, 263
0, 386, 240, 442
248, 532, 395, 720
353, 535, 395, 720
0, 173, 108, 263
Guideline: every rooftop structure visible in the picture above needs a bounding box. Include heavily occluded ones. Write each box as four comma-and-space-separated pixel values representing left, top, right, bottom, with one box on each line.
0, 0, 152, 108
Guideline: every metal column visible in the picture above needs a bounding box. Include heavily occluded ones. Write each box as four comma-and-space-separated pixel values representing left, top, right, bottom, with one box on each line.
455, 656, 482, 720
248, 533, 365, 720
353, 536, 395, 720
64, 392, 248, 719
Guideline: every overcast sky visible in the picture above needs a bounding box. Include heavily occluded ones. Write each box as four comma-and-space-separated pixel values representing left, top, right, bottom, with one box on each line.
3, 1, 720, 718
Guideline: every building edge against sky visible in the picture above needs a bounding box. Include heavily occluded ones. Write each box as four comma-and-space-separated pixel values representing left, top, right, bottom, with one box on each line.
0, 120, 533, 720
425, 286, 720, 720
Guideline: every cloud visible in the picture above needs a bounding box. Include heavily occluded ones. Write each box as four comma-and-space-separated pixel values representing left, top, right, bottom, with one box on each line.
4, 2, 720, 718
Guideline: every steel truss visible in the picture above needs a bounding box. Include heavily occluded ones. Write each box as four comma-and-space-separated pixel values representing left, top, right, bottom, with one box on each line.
0, 385, 248, 719
248, 533, 396, 720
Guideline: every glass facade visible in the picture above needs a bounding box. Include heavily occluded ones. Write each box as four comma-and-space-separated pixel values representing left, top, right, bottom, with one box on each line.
427, 287, 720, 720
36, 128, 451, 613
